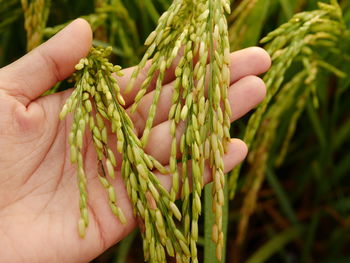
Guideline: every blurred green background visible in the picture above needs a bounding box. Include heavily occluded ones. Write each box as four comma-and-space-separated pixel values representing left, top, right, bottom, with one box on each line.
1, 0, 350, 262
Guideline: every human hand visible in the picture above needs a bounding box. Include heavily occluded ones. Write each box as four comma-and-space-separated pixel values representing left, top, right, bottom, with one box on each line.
0, 19, 270, 263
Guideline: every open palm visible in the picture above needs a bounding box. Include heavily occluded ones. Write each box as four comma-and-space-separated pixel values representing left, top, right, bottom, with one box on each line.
0, 19, 270, 263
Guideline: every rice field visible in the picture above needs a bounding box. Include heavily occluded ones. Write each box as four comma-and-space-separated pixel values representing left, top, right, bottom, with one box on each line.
1, 0, 350, 262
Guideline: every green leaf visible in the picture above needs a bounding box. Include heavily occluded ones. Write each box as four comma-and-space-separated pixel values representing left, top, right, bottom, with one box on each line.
278, 0, 294, 19
204, 180, 228, 263
113, 229, 138, 263
266, 167, 299, 225
246, 226, 303, 263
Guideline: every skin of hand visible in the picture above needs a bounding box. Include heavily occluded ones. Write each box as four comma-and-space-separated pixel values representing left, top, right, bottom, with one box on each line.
0, 19, 270, 263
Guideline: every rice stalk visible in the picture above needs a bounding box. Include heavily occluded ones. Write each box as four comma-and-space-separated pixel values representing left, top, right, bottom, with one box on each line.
21, 0, 51, 51
60, 46, 199, 262
228, 0, 347, 250
126, 0, 231, 260
60, 0, 232, 261
228, 0, 346, 200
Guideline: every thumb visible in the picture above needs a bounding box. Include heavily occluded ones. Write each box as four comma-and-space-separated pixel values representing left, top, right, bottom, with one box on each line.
0, 18, 92, 106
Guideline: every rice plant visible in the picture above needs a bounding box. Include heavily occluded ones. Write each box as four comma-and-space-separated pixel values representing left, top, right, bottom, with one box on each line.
1, 0, 350, 262
59, 1, 232, 261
